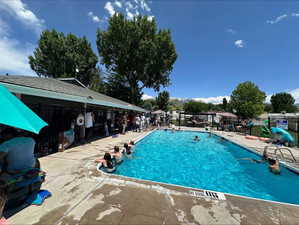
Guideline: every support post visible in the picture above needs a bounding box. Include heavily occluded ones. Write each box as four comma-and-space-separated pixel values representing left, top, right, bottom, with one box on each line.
179, 112, 181, 129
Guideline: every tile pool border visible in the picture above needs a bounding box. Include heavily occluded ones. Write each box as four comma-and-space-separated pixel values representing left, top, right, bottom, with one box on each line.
105, 129, 299, 208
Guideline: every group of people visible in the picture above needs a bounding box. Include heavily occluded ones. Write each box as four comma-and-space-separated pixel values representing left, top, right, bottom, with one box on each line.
95, 141, 135, 173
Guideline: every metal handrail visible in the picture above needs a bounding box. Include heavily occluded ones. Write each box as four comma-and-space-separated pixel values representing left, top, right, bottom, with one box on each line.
274, 147, 297, 163
263, 146, 297, 163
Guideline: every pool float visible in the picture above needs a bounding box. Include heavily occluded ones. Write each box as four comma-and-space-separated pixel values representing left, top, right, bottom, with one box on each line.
245, 135, 258, 140
271, 127, 294, 143
97, 163, 116, 173
259, 137, 270, 142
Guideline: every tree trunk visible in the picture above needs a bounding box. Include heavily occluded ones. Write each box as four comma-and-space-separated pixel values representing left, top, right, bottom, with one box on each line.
129, 81, 139, 105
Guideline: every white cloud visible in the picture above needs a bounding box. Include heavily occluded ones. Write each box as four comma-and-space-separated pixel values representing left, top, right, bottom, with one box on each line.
125, 1, 134, 9
142, 94, 154, 100
114, 1, 122, 8
144, 94, 231, 104
289, 88, 299, 103
267, 14, 288, 24
0, 19, 9, 36
88, 11, 101, 23
0, 37, 35, 75
192, 96, 231, 104
140, 0, 151, 12
104, 1, 116, 16
226, 28, 236, 34
0, 0, 44, 34
127, 11, 134, 20
292, 13, 299, 17
0, 11, 35, 75
147, 15, 154, 21
234, 40, 244, 48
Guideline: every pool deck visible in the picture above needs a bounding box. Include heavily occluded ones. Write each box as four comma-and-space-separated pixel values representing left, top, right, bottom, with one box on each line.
7, 128, 299, 225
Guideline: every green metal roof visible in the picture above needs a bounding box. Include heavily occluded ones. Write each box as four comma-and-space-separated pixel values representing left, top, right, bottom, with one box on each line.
0, 76, 147, 112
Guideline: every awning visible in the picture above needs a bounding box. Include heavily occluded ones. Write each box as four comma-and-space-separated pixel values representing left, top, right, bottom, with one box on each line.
0, 84, 48, 134
1, 82, 147, 113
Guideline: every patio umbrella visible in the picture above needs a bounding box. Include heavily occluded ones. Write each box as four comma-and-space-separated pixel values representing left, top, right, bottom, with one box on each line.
0, 84, 47, 134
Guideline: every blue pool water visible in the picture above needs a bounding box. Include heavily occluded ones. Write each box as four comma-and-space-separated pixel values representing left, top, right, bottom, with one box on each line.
115, 130, 299, 205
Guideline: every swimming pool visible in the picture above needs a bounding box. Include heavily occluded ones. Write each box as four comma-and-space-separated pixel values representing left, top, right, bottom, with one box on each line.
115, 130, 299, 205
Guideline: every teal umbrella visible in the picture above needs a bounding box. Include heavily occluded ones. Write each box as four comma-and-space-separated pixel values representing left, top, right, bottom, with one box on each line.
0, 84, 47, 134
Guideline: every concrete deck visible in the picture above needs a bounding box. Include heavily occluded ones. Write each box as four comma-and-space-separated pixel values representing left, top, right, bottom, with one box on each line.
7, 128, 299, 225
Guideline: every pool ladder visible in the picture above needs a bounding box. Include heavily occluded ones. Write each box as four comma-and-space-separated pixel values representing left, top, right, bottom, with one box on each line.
264, 146, 297, 163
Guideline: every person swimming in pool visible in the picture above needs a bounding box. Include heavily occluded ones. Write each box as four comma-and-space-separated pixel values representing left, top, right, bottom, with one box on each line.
193, 136, 200, 141
238, 148, 269, 164
268, 158, 280, 175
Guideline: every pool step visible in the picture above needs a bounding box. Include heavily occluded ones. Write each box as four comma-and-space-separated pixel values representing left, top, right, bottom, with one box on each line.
189, 190, 226, 200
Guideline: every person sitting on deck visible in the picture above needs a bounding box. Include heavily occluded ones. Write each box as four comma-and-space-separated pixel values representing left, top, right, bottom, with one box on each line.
111, 146, 123, 164
193, 136, 200, 141
0, 128, 36, 174
268, 158, 280, 175
95, 153, 115, 173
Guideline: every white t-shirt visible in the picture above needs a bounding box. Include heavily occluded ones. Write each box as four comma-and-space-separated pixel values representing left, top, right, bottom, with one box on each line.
85, 112, 93, 128
136, 116, 140, 125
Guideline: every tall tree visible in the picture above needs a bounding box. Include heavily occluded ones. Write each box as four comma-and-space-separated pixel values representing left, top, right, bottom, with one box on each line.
168, 99, 184, 111
156, 91, 170, 111
230, 81, 266, 119
270, 92, 296, 113
222, 98, 228, 111
104, 73, 142, 104
264, 103, 272, 113
29, 29, 98, 86
89, 67, 106, 93
96, 13, 177, 105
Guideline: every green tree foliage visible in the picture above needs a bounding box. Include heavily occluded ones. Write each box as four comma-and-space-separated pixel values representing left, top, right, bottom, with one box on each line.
230, 81, 266, 119
207, 103, 223, 111
222, 98, 228, 111
156, 91, 170, 111
89, 68, 106, 93
29, 29, 98, 86
264, 103, 272, 113
142, 101, 153, 111
183, 100, 209, 113
168, 99, 184, 112
270, 92, 296, 113
96, 14, 177, 105
142, 99, 157, 111
104, 73, 141, 103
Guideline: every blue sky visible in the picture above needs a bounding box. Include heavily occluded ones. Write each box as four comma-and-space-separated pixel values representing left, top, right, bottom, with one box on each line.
1, 0, 299, 103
